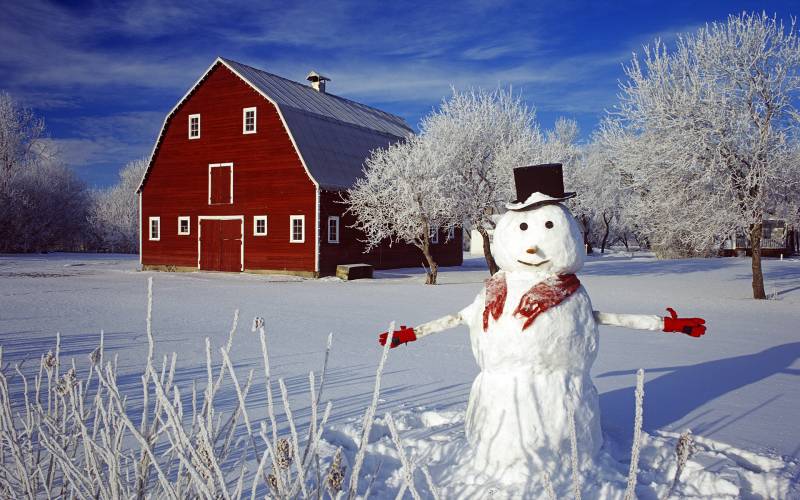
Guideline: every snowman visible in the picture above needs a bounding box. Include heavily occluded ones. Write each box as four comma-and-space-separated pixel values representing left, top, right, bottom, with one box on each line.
379, 164, 706, 484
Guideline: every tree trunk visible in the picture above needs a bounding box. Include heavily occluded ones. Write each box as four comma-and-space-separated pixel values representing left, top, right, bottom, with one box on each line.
477, 226, 499, 275
601, 212, 611, 254
418, 230, 438, 285
750, 222, 766, 299
580, 215, 593, 254
621, 232, 630, 252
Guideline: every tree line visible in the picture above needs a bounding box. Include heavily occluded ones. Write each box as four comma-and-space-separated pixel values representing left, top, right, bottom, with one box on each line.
2, 13, 798, 299
0, 91, 144, 254
349, 12, 800, 298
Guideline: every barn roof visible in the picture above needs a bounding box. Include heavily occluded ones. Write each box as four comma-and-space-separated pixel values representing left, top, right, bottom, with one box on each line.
221, 58, 413, 189
137, 57, 413, 193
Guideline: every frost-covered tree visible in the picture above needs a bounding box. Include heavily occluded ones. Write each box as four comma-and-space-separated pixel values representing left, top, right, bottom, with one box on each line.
347, 136, 456, 284
0, 91, 47, 186
420, 88, 542, 274
607, 12, 800, 299
0, 92, 90, 252
90, 158, 148, 253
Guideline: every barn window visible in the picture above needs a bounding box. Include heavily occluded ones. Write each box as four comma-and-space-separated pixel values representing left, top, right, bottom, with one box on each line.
327, 216, 340, 243
290, 215, 305, 243
189, 114, 200, 139
149, 217, 160, 241
447, 226, 455, 241
429, 225, 439, 244
243, 107, 257, 134
178, 216, 190, 235
208, 163, 233, 205
254, 215, 268, 236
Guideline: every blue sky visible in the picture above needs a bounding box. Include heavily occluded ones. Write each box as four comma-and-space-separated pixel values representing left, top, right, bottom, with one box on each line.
1, 0, 797, 187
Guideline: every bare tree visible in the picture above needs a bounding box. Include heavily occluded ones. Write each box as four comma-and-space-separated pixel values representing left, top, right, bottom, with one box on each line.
607, 12, 800, 298
0, 92, 90, 252
347, 136, 456, 284
90, 158, 148, 253
0, 91, 47, 186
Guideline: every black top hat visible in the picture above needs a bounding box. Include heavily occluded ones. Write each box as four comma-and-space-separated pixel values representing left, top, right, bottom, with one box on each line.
505, 163, 576, 211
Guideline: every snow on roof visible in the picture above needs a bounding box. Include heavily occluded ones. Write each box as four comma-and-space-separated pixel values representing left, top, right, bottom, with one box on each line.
138, 57, 413, 193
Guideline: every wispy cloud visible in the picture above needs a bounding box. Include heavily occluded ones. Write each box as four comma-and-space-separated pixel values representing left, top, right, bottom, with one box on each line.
0, 0, 758, 186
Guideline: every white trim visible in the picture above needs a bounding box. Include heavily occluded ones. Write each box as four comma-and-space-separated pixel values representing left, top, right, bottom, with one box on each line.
253, 215, 268, 236
188, 114, 200, 139
315, 190, 320, 272
149, 217, 161, 241
208, 162, 234, 205
430, 225, 439, 244
178, 216, 191, 235
138, 192, 142, 264
447, 226, 455, 241
290, 215, 305, 243
243, 107, 257, 134
137, 58, 220, 193
197, 215, 244, 272
327, 216, 340, 243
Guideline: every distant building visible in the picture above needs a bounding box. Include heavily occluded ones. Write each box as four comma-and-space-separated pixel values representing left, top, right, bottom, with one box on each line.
137, 57, 462, 276
721, 219, 798, 257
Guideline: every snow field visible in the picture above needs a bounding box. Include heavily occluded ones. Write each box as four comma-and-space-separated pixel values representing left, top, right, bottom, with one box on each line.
0, 252, 799, 497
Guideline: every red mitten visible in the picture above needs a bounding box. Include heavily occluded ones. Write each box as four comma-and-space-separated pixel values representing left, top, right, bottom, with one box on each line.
378, 325, 417, 348
663, 308, 706, 337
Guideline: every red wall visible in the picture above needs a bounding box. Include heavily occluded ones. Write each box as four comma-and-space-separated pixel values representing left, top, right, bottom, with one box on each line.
141, 64, 317, 272
318, 190, 463, 274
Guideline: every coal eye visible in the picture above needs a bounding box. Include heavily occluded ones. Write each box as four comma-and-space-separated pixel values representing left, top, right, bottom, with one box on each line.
519, 222, 528, 231
545, 221, 554, 229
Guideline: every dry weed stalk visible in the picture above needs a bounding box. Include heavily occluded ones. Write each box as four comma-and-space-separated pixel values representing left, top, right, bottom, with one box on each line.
0, 279, 400, 499
624, 368, 645, 500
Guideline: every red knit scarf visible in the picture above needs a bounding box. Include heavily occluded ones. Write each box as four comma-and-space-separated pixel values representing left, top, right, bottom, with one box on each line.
482, 272, 581, 331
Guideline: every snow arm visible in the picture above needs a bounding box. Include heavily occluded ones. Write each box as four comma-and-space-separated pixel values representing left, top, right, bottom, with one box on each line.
378, 298, 478, 348
593, 311, 663, 331
593, 308, 707, 337
414, 313, 465, 339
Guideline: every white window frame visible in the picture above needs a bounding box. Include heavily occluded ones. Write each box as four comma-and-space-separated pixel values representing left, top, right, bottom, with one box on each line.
188, 114, 200, 139
208, 163, 234, 205
149, 217, 161, 241
447, 226, 455, 241
327, 216, 340, 243
290, 215, 305, 243
243, 107, 257, 134
178, 216, 191, 235
253, 215, 268, 236
429, 225, 439, 244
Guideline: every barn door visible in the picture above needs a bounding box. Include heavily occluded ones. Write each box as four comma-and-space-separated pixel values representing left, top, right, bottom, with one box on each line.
200, 219, 242, 272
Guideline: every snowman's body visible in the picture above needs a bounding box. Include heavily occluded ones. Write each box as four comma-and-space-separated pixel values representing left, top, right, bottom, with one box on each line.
460, 275, 601, 477
416, 202, 607, 480
401, 167, 702, 494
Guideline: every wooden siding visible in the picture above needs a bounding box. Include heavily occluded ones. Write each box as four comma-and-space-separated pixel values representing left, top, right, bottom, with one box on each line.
141, 64, 317, 272
318, 190, 463, 274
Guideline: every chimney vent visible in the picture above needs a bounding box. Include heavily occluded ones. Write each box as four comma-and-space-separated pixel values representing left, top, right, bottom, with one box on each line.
306, 71, 331, 93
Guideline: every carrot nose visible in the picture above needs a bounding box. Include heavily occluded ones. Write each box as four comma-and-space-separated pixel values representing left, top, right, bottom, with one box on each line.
526, 247, 538, 254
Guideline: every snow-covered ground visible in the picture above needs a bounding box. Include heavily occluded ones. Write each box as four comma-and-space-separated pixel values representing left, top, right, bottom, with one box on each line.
1, 251, 799, 497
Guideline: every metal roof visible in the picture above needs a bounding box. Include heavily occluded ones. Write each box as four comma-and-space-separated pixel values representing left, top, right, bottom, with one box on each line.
222, 58, 413, 189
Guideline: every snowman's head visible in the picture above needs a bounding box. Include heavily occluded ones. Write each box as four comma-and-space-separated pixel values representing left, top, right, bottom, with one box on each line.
492, 203, 584, 275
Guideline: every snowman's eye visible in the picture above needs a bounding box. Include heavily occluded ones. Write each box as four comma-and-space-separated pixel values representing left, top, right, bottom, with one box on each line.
545, 221, 554, 229
519, 222, 528, 231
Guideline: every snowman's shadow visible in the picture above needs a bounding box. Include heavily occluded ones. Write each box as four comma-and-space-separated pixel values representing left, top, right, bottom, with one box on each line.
597, 342, 800, 445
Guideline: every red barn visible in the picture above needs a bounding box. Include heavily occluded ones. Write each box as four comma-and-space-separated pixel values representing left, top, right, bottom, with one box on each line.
137, 58, 462, 276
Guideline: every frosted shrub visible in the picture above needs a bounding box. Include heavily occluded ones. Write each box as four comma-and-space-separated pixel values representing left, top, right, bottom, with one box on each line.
0, 279, 406, 499
0, 278, 661, 498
